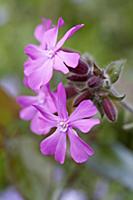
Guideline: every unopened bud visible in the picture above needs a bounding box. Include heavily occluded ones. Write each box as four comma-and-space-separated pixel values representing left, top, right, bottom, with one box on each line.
103, 98, 117, 122
73, 90, 92, 107
67, 74, 88, 82
65, 86, 77, 99
87, 76, 102, 88
68, 59, 89, 75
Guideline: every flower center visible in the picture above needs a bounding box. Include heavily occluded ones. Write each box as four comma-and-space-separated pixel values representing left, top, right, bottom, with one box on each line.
45, 49, 55, 58
58, 121, 68, 132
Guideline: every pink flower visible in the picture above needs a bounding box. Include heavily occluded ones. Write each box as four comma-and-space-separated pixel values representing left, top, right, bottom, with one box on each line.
24, 17, 84, 90
16, 84, 56, 134
35, 83, 100, 164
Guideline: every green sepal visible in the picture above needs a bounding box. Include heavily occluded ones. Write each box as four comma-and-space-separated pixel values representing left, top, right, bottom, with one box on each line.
108, 90, 126, 101
106, 59, 126, 84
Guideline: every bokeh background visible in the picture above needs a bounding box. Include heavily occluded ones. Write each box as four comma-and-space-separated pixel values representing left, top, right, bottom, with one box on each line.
0, 0, 133, 199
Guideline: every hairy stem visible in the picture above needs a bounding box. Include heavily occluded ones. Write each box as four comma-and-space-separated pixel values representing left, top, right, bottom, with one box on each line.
120, 100, 133, 114
111, 87, 133, 114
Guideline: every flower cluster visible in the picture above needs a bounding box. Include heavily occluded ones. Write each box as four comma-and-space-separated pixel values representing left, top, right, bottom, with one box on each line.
17, 17, 100, 164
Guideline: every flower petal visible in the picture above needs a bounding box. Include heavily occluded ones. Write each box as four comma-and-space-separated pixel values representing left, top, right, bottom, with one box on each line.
34, 105, 58, 124
27, 59, 53, 90
42, 17, 64, 49
41, 84, 57, 113
45, 83, 57, 113
56, 82, 68, 119
24, 44, 45, 59
30, 113, 53, 135
55, 24, 84, 50
34, 18, 52, 42
40, 129, 60, 156
70, 118, 100, 133
16, 95, 37, 107
57, 50, 80, 68
24, 58, 45, 76
68, 128, 94, 163
54, 55, 69, 74
69, 100, 98, 122
23, 75, 29, 88
19, 106, 36, 121
45, 94, 57, 113
55, 132, 66, 164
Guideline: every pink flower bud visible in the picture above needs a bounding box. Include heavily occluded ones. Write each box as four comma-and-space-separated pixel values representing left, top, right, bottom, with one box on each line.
68, 59, 89, 75
67, 74, 88, 82
103, 98, 117, 122
73, 91, 92, 107
65, 86, 77, 98
87, 76, 102, 88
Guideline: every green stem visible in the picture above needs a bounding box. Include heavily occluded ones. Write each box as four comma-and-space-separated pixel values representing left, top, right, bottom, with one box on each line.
120, 100, 133, 114
111, 87, 133, 114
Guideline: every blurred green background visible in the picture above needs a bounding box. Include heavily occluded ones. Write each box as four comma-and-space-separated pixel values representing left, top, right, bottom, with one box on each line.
0, 0, 133, 199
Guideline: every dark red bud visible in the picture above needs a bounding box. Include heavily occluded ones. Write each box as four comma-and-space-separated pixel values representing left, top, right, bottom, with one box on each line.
65, 86, 78, 99
103, 98, 117, 122
67, 74, 88, 82
68, 59, 89, 75
73, 90, 92, 107
87, 76, 102, 88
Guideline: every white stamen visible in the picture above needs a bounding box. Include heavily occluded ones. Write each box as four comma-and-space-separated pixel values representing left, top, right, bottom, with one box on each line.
45, 49, 55, 58
59, 121, 68, 132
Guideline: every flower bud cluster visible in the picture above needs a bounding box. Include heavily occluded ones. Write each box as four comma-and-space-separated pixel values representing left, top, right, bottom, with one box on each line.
67, 55, 125, 122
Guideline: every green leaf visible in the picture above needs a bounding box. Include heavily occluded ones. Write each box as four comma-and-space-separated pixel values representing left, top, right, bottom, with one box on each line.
106, 60, 126, 84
